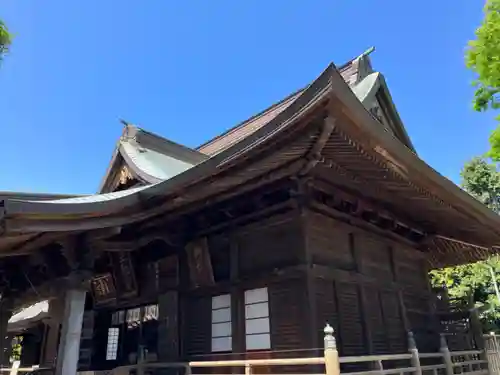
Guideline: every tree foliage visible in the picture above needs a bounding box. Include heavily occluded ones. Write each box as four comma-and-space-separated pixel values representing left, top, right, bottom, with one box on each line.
429, 157, 500, 331
461, 157, 500, 211
0, 19, 11, 61
465, 0, 500, 160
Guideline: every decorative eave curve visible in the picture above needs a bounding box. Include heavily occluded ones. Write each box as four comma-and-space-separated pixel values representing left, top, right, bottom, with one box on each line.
99, 124, 208, 193
0, 64, 335, 231
1, 61, 500, 270
326, 65, 500, 237
351, 71, 415, 152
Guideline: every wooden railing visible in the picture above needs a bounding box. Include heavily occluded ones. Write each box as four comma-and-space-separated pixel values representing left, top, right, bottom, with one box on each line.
82, 324, 490, 375
484, 333, 500, 375
0, 361, 46, 374
5, 325, 492, 375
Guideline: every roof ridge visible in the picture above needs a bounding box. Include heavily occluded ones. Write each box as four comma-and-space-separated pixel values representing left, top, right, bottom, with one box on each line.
196, 56, 363, 155
195, 85, 306, 152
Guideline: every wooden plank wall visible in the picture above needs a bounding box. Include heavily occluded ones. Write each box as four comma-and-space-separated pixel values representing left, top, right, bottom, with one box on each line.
305, 211, 436, 356
182, 211, 310, 374
236, 213, 304, 276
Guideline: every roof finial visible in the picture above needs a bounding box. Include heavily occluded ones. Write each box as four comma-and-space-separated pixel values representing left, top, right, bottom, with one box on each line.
361, 46, 375, 58
119, 119, 131, 127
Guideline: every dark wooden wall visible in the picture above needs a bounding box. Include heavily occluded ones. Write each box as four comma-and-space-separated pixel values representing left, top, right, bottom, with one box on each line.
85, 194, 442, 373
304, 210, 438, 355
182, 211, 310, 362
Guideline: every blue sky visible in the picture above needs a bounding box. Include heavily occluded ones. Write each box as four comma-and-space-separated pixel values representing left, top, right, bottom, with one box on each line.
0, 1, 495, 194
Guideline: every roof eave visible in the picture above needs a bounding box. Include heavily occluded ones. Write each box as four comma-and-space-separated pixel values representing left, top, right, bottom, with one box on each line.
376, 74, 417, 152
0, 65, 335, 229
328, 66, 500, 235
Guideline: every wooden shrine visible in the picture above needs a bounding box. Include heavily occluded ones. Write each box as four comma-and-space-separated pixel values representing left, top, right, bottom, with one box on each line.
0, 50, 499, 373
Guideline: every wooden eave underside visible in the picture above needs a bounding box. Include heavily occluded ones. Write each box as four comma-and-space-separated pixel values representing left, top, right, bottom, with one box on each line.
0, 64, 499, 268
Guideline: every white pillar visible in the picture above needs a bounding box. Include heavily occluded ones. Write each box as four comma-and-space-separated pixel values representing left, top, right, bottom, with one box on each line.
55, 289, 86, 375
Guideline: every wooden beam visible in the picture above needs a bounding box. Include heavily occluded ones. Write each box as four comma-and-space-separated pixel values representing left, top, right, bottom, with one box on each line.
140, 159, 304, 231
312, 176, 428, 235
0, 232, 74, 258
194, 200, 295, 238
310, 264, 433, 300
297, 116, 336, 176
90, 233, 173, 252
308, 201, 422, 250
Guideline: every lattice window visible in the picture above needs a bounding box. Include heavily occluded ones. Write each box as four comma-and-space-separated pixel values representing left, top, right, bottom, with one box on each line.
106, 327, 120, 360
211, 294, 232, 352
244, 287, 271, 350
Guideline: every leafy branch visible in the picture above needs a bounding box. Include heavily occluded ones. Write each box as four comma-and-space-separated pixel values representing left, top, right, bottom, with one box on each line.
466, 0, 500, 160
0, 19, 11, 61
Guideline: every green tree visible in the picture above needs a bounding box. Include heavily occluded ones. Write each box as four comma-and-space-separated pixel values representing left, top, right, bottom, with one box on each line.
429, 157, 500, 331
466, 0, 500, 160
0, 19, 11, 61
461, 157, 500, 211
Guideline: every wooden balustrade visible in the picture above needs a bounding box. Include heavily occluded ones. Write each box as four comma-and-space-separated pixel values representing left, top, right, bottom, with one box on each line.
2, 325, 494, 375
88, 324, 490, 375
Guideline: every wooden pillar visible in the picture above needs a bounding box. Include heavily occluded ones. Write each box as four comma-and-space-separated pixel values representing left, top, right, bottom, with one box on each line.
353, 234, 373, 355
54, 288, 86, 375
293, 178, 318, 351
229, 232, 244, 355
157, 291, 179, 361
0, 300, 13, 367
178, 247, 190, 361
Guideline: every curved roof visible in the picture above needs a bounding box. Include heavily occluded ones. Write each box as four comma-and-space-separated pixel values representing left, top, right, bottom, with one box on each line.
0, 56, 499, 267
99, 124, 207, 193
1, 65, 335, 227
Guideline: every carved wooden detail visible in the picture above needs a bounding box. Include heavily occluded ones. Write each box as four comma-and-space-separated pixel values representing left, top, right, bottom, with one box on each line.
119, 165, 133, 185
91, 273, 116, 305
185, 237, 214, 288
110, 252, 138, 299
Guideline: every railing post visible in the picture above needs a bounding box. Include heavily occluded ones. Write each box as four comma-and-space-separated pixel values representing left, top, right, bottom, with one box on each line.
245, 363, 252, 375
440, 334, 453, 375
484, 333, 495, 375
408, 331, 422, 375
324, 323, 340, 375
8, 361, 19, 375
